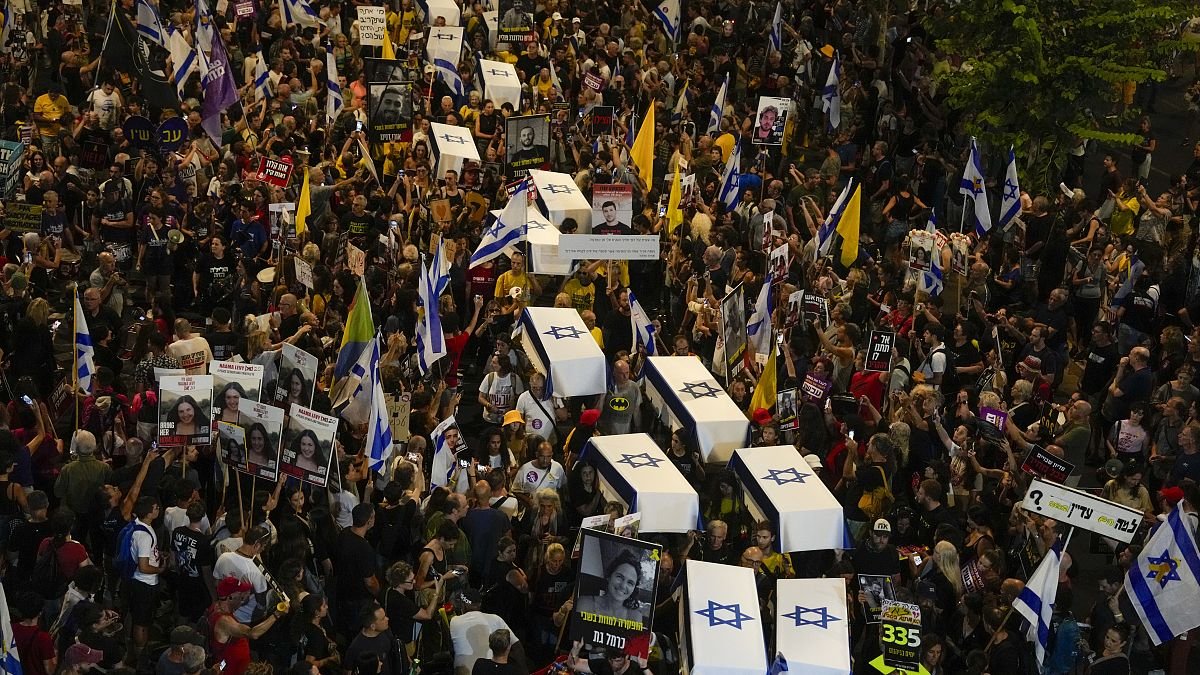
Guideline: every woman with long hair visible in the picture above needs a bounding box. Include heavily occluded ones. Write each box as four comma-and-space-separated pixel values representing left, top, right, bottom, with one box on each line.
288, 429, 326, 475
289, 592, 340, 673
166, 395, 204, 438
246, 423, 275, 468
566, 462, 605, 526
216, 382, 248, 424
483, 536, 529, 630
283, 368, 310, 410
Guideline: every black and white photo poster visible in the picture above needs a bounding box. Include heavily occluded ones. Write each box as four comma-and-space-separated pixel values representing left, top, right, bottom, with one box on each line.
240, 401, 285, 480
275, 343, 317, 410
505, 114, 551, 176
280, 404, 338, 487
366, 58, 413, 145
571, 529, 662, 659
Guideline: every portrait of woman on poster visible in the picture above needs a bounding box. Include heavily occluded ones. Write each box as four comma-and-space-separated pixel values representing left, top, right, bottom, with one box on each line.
246, 423, 275, 468
217, 381, 248, 424
576, 549, 647, 625
289, 429, 327, 474
167, 395, 205, 438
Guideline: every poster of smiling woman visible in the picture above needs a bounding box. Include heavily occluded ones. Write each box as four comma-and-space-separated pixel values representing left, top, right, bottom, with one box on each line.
280, 404, 338, 487
239, 400, 285, 481
571, 529, 662, 659
158, 375, 213, 447
212, 361, 263, 426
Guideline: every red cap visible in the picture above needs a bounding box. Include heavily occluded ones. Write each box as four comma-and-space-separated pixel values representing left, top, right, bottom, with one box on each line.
1160, 486, 1185, 507
217, 576, 252, 599
752, 408, 773, 426
580, 409, 601, 426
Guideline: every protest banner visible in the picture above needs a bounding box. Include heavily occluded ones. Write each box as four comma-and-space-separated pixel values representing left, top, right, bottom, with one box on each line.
4, 202, 42, 233
357, 6, 387, 46
212, 361, 264, 425
365, 59, 413, 145
1021, 477, 1143, 543
880, 600, 922, 672
721, 284, 747, 377
570, 529, 661, 658
558, 235, 659, 260
505, 114, 551, 177
801, 372, 832, 406
1020, 446, 1076, 484
865, 331, 895, 372
385, 393, 411, 442
256, 157, 294, 187
591, 183, 633, 235
0, 140, 25, 198
294, 256, 314, 289
158, 375, 214, 447
752, 97, 790, 145
280, 404, 339, 487
217, 421, 248, 473
590, 105, 614, 136
769, 243, 788, 283
239, 400, 285, 480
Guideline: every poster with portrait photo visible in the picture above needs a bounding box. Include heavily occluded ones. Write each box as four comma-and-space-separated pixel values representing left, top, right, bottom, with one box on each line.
496, 0, 535, 45
212, 361, 263, 427
769, 243, 789, 284
777, 388, 799, 431
239, 401, 285, 480
858, 574, 897, 624
275, 343, 317, 410
785, 290, 803, 328
365, 58, 413, 145
752, 97, 790, 146
158, 375, 214, 447
591, 183, 634, 235
950, 233, 970, 277
217, 421, 248, 473
571, 529, 662, 659
280, 404, 338, 487
505, 114, 551, 177
909, 230, 934, 272
721, 284, 747, 377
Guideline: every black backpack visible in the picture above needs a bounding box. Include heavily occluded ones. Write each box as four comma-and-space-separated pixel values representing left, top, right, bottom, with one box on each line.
932, 345, 961, 394
31, 542, 65, 599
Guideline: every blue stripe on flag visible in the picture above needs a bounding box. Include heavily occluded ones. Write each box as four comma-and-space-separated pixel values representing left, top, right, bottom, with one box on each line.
1129, 547, 1176, 644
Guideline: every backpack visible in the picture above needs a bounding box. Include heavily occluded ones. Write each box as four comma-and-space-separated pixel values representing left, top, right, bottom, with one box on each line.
857, 466, 894, 522
114, 521, 152, 579
931, 346, 960, 393
31, 542, 65, 598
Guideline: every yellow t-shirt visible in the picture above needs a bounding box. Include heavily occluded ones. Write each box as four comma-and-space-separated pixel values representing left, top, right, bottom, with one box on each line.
590, 326, 605, 349
1109, 194, 1141, 237
495, 270, 532, 299
561, 277, 596, 312
34, 94, 70, 138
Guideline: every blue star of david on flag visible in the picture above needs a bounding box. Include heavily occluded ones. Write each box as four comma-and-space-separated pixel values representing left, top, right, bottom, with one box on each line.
1146, 549, 1182, 588
695, 600, 755, 629
543, 183, 574, 194
783, 605, 840, 629
616, 452, 664, 469
1004, 179, 1019, 201
678, 381, 721, 399
525, 219, 547, 230
543, 325, 586, 340
761, 467, 812, 485
439, 133, 468, 144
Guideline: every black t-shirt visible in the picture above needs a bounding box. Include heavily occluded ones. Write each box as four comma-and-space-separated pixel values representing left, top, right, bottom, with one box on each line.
7, 519, 51, 581
343, 630, 400, 675
333, 529, 379, 604
1081, 342, 1119, 395
345, 211, 376, 238
852, 542, 901, 578
529, 566, 575, 616
205, 330, 240, 362
383, 587, 420, 644
473, 660, 523, 675
171, 526, 215, 579
667, 450, 703, 486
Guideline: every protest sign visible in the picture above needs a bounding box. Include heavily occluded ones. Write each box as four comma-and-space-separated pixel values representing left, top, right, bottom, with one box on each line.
280, 404, 339, 487
801, 372, 832, 405
365, 59, 412, 145
777, 388, 798, 430
157, 117, 188, 153
591, 183, 633, 235
570, 529, 661, 658
158, 375, 214, 447
347, 242, 366, 275
859, 574, 895, 624
1021, 477, 1143, 543
239, 401, 284, 480
275, 344, 317, 409
294, 256, 314, 289
769, 243, 788, 283
357, 6, 387, 46
590, 105, 614, 136
558, 235, 659, 260
122, 115, 156, 150
385, 393, 411, 442
880, 600, 922, 672
802, 292, 829, 327
505, 114, 551, 177
256, 157, 294, 187
721, 284, 747, 377
865, 331, 895, 372
217, 421, 248, 473
0, 141, 25, 197
752, 97, 789, 145
269, 202, 296, 240
4, 202, 42, 233
1020, 446, 1075, 484
212, 361, 264, 426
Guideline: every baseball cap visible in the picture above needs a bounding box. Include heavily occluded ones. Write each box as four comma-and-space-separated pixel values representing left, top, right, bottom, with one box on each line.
552, 11, 563, 20
502, 410, 525, 426
216, 576, 252, 598
873, 519, 892, 534
424, 64, 435, 74
572, 16, 581, 23
802, 454, 823, 470
170, 626, 205, 647
63, 644, 104, 669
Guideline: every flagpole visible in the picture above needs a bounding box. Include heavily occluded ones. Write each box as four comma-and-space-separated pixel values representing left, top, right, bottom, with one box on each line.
73, 284, 79, 433
958, 196, 967, 234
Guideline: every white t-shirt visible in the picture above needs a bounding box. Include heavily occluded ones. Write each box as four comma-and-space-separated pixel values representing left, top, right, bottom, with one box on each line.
213, 551, 268, 622
918, 347, 947, 382
449, 611, 517, 675
88, 88, 123, 130
163, 505, 210, 534
512, 460, 566, 495
515, 391, 558, 442
131, 518, 161, 586
168, 335, 214, 375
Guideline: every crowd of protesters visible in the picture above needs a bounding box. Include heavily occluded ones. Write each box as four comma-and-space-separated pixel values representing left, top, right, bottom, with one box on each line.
0, 0, 1195, 675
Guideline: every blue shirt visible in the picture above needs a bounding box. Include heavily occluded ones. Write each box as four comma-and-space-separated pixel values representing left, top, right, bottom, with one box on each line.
228, 218, 266, 260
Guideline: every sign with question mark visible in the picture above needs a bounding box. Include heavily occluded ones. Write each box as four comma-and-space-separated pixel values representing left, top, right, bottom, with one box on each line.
1020, 478, 1143, 543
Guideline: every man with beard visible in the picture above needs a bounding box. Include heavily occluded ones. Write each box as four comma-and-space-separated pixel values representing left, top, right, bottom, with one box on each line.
509, 124, 549, 169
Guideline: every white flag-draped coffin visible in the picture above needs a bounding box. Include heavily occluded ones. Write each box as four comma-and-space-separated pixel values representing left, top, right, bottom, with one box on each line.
478, 59, 520, 110
579, 434, 700, 534
729, 445, 844, 552
489, 207, 573, 276
528, 169, 593, 232
430, 122, 480, 176
424, 0, 461, 25
679, 560, 767, 675
775, 578, 851, 675
518, 307, 606, 397
643, 356, 751, 463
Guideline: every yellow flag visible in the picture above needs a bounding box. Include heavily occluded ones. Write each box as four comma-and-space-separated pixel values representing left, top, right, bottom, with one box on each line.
837, 183, 862, 268
748, 340, 777, 415
295, 167, 311, 237
382, 33, 396, 60
666, 165, 683, 233
629, 104, 655, 188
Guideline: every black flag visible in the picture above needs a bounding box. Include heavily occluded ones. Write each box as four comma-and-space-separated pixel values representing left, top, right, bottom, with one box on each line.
101, 7, 180, 109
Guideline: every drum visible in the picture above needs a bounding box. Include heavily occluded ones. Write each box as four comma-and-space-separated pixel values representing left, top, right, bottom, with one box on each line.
58, 252, 82, 280
256, 267, 277, 285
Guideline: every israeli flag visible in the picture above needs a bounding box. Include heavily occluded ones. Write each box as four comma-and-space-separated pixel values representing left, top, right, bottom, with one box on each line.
671, 79, 689, 125
470, 178, 529, 268
718, 145, 741, 212
254, 47, 272, 101
629, 289, 657, 355
326, 44, 343, 124
363, 335, 393, 471
998, 146, 1021, 229
746, 271, 774, 357
73, 293, 96, 394
921, 248, 944, 298
193, 0, 216, 52
168, 27, 198, 99
281, 0, 320, 28
708, 74, 728, 136
429, 415, 461, 488
137, 0, 168, 48
960, 137, 993, 237
816, 180, 852, 259
652, 0, 681, 42
0, 582, 21, 675
416, 245, 450, 374
1126, 503, 1200, 645
769, 2, 782, 54
821, 51, 841, 131
1013, 535, 1068, 671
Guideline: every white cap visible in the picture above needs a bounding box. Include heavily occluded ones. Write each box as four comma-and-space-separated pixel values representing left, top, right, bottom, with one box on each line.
873, 519, 892, 534
552, 11, 563, 20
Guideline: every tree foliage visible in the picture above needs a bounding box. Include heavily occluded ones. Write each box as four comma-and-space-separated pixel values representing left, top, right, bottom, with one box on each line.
931, 0, 1197, 190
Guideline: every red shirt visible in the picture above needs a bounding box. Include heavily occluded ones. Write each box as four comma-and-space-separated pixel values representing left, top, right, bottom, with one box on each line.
11, 623, 54, 675
849, 370, 885, 416
207, 609, 252, 675
444, 331, 471, 387
36, 539, 90, 580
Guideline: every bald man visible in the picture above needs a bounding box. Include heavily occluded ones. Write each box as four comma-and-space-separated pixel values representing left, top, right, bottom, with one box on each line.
167, 318, 213, 375
277, 294, 302, 342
